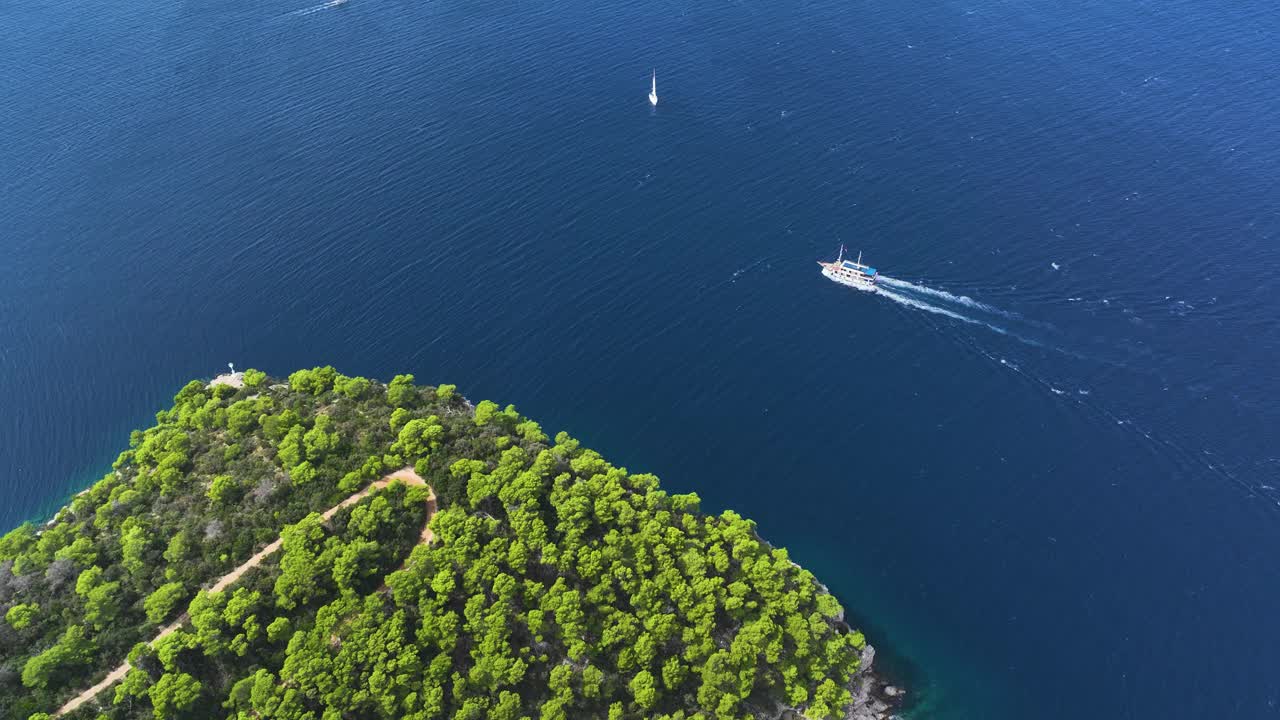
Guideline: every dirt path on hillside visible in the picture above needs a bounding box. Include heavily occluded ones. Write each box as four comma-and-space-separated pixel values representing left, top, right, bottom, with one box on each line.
55, 468, 435, 717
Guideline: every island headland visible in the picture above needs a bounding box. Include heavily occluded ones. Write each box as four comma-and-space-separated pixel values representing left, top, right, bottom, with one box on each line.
0, 368, 904, 720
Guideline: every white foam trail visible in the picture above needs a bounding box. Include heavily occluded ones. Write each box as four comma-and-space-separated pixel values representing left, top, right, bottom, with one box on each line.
878, 276, 1012, 317
292, 0, 344, 15
877, 288, 1009, 335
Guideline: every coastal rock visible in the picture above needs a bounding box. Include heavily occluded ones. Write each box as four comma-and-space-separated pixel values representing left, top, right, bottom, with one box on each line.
208, 371, 245, 389
844, 643, 905, 720
767, 641, 904, 720
749, 541, 903, 720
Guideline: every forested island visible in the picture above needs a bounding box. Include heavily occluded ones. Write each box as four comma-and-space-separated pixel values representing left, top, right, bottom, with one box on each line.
0, 369, 902, 720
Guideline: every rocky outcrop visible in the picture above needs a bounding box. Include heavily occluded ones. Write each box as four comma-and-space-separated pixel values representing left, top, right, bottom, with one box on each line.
765, 641, 905, 720
844, 643, 904, 720
748, 540, 906, 720
830, 590, 905, 720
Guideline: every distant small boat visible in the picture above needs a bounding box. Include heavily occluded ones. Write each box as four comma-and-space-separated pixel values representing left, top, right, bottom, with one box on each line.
818, 245, 878, 293
648, 70, 658, 106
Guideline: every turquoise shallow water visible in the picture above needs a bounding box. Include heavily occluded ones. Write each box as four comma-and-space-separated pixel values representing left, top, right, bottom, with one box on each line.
4, 0, 1280, 716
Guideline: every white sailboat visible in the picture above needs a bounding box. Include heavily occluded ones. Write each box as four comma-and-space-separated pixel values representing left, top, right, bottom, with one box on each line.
648, 70, 658, 106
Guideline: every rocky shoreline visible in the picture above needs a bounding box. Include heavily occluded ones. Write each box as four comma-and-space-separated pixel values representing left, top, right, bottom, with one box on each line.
843, 643, 906, 720
747, 531, 906, 720
765, 639, 904, 720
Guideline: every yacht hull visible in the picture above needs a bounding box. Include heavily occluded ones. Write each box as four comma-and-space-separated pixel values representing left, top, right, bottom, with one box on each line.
819, 263, 878, 293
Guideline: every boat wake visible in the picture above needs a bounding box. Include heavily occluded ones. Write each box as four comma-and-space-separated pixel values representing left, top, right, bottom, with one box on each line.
878, 276, 1014, 317
876, 287, 1009, 336
291, 0, 345, 15
857, 269, 1261, 518
875, 282, 1056, 352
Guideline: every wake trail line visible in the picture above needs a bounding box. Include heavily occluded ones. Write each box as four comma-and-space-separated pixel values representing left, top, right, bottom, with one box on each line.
876, 287, 1055, 352
55, 468, 435, 717
291, 0, 345, 16
878, 276, 1015, 317
877, 287, 1009, 335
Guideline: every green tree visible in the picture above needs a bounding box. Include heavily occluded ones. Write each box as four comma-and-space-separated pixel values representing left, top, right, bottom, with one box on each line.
395, 417, 444, 460
5, 602, 38, 630
662, 655, 687, 690
121, 523, 153, 580
582, 665, 604, 698
262, 409, 301, 442
53, 535, 98, 567
387, 373, 417, 407
267, 616, 293, 643
164, 531, 193, 566
145, 582, 187, 624
75, 565, 103, 596
334, 374, 371, 399
288, 366, 338, 395
149, 672, 203, 718
274, 514, 331, 610
0, 523, 37, 561
290, 461, 318, 486
84, 581, 122, 630
489, 690, 522, 720
208, 474, 239, 504
277, 425, 306, 468
630, 670, 658, 710
473, 400, 500, 426
115, 667, 152, 704
304, 414, 340, 458
226, 400, 261, 436
21, 625, 94, 690
188, 590, 230, 654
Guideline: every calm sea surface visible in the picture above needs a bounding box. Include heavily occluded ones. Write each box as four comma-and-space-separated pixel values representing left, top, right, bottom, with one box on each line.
3, 0, 1279, 716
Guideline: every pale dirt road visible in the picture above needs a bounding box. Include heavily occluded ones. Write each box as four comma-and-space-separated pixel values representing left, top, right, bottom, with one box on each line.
55, 468, 435, 717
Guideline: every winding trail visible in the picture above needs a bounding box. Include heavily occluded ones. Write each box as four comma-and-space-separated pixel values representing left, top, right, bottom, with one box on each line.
55, 468, 435, 717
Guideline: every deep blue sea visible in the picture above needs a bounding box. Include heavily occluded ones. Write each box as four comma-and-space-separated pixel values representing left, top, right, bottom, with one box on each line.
4, 0, 1280, 716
